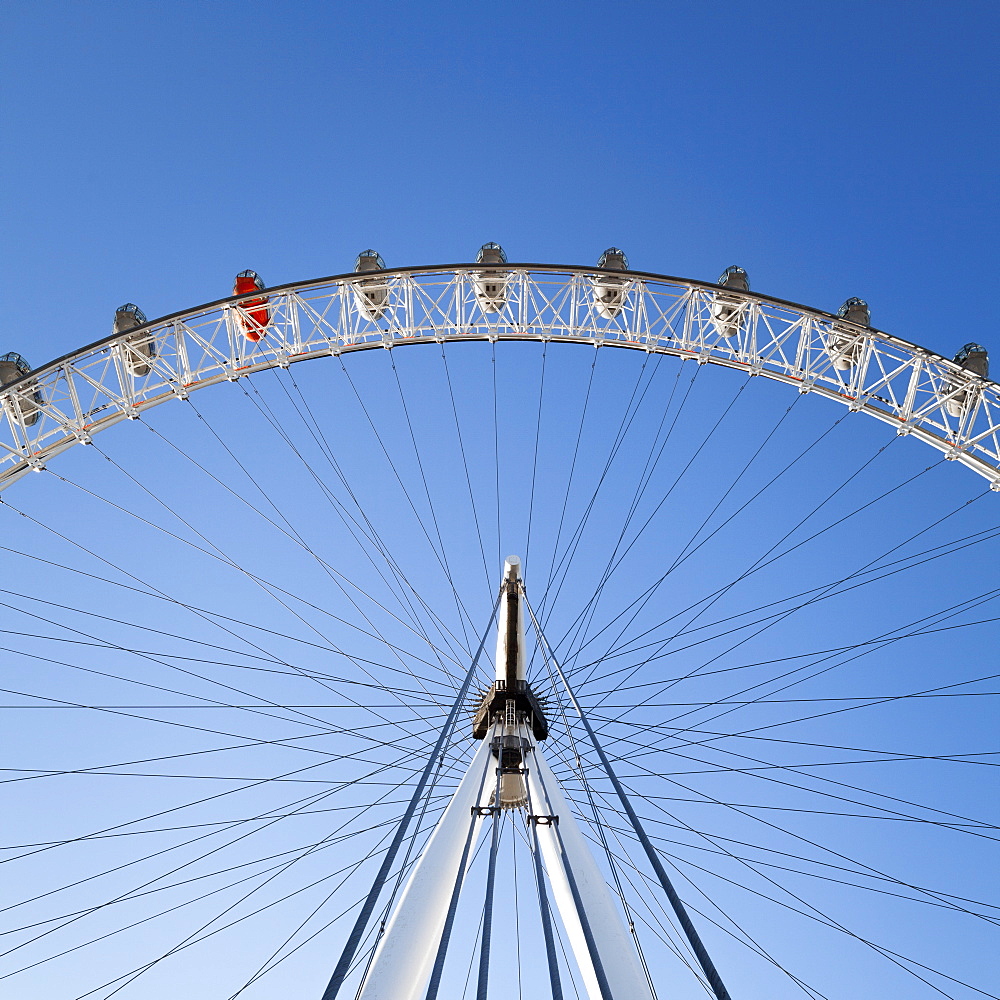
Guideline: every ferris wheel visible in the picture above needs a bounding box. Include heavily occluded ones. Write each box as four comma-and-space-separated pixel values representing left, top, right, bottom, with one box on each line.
0, 249, 997, 1000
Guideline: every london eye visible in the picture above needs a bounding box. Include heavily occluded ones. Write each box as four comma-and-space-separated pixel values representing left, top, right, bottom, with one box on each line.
1, 250, 996, 999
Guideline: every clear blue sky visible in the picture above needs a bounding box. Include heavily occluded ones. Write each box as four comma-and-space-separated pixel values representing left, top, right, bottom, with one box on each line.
4, 1, 997, 363
1, 4, 997, 1000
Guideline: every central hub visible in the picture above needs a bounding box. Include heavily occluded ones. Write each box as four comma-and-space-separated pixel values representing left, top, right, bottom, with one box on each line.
472, 682, 548, 740
471, 555, 548, 741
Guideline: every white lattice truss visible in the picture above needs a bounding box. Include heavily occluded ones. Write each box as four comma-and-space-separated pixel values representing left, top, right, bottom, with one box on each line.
3, 263, 999, 490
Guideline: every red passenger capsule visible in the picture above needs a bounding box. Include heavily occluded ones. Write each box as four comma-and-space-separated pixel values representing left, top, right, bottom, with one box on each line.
233, 270, 270, 342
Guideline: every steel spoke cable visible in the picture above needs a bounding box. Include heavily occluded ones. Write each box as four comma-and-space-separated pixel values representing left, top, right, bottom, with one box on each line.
238, 368, 476, 671
601, 748, 999, 773
544, 359, 701, 670
2, 795, 443, 940
611, 756, 996, 926
608, 586, 1000, 771
634, 822, 997, 925
0, 708, 446, 793
558, 366, 736, 667
0, 621, 453, 698
0, 789, 450, 856
539, 347, 599, 620
141, 400, 454, 669
541, 348, 666, 614
0, 498, 446, 730
240, 368, 469, 671
556, 664, 952, 1000
51, 809, 412, 1000
561, 407, 897, 687
587, 827, 847, 999
132, 414, 468, 679
578, 779, 993, 997
0, 642, 450, 786
569, 430, 916, 698
0, 705, 447, 802
539, 349, 662, 626
654, 840, 997, 999
1, 759, 442, 983
386, 351, 475, 650
0, 597, 347, 736
651, 726, 1000, 776
335, 355, 481, 647
0, 732, 416, 870
562, 777, 999, 924
0, 778, 428, 937
87, 429, 465, 708
571, 391, 803, 659
575, 464, 977, 733
100, 760, 464, 1000
2, 779, 360, 963
524, 342, 548, 574
0, 730, 399, 797
192, 382, 476, 716
587, 608, 1000, 747
574, 449, 952, 700
593, 718, 1000, 841
0, 496, 453, 754
438, 343, 492, 587
653, 394, 804, 582
552, 740, 992, 964
588, 804, 1000, 924
568, 800, 829, 999
220, 829, 439, 1000
576, 727, 998, 773
224, 805, 458, 1000
557, 404, 857, 681
605, 766, 1000, 838
0, 561, 449, 685
582, 589, 1000, 697
570, 506, 1000, 689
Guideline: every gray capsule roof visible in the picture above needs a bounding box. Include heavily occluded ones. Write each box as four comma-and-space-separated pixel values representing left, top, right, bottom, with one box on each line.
954, 343, 989, 379
476, 242, 507, 265
597, 247, 628, 270
355, 250, 385, 273
717, 265, 749, 291
837, 297, 871, 327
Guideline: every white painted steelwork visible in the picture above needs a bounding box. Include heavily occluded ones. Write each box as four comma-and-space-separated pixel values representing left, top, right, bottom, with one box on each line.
2, 263, 999, 491
526, 738, 656, 1000
357, 729, 497, 1000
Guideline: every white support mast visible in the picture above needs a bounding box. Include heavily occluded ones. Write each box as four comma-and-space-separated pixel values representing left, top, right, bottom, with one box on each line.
356, 730, 498, 1000
352, 556, 655, 1000
526, 739, 655, 1000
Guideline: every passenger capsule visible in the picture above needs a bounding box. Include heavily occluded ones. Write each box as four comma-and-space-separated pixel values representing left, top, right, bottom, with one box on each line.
0, 352, 42, 426
353, 250, 389, 321
710, 265, 750, 337
828, 297, 870, 371
592, 247, 628, 318
474, 242, 509, 313
233, 270, 270, 342
945, 343, 989, 418
114, 303, 155, 377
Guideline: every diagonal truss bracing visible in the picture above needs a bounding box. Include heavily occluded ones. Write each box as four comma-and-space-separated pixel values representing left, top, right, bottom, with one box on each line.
3, 263, 999, 490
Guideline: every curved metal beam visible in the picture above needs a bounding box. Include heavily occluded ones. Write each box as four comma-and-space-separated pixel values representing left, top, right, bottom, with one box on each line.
2, 263, 998, 490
